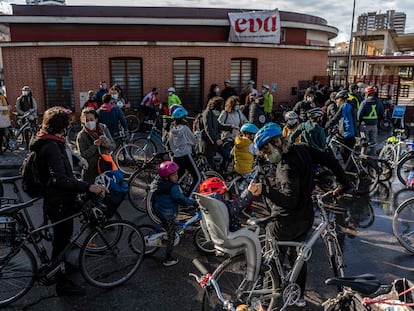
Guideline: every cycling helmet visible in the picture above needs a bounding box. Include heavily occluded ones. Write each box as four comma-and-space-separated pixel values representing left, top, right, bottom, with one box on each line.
199, 177, 227, 195
349, 84, 359, 92
262, 84, 270, 90
169, 104, 181, 115
284, 111, 298, 121
168, 87, 176, 93
365, 86, 376, 95
335, 90, 349, 100
240, 123, 259, 134
171, 106, 188, 120
254, 123, 282, 150
307, 107, 324, 120
158, 161, 179, 178
21, 85, 31, 91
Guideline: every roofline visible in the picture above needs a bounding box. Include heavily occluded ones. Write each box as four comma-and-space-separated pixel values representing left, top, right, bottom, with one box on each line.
0, 40, 331, 51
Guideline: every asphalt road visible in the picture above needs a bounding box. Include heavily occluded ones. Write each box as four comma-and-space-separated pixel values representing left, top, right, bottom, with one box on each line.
1, 168, 413, 311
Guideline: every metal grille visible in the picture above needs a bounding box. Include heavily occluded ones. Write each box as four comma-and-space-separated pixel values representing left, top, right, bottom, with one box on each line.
42, 58, 74, 111
110, 58, 143, 108
173, 58, 203, 114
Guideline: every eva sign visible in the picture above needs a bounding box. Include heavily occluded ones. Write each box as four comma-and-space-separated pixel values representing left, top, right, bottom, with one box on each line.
228, 9, 281, 44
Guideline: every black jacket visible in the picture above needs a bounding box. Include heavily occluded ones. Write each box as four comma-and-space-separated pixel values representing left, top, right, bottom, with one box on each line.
30, 135, 89, 216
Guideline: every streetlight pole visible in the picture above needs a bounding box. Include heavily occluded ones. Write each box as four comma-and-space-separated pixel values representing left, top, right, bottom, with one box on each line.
346, 0, 356, 87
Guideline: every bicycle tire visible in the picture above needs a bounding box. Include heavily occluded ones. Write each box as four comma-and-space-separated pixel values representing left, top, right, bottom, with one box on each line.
393, 198, 414, 253
379, 119, 392, 131
138, 224, 162, 255
202, 254, 278, 311
79, 220, 144, 288
126, 114, 140, 133
193, 225, 215, 254
73, 211, 122, 249
397, 154, 414, 186
350, 159, 379, 195
128, 168, 158, 213
378, 144, 397, 166
113, 143, 146, 177
377, 159, 393, 182
323, 234, 346, 278
133, 137, 158, 160
0, 244, 37, 307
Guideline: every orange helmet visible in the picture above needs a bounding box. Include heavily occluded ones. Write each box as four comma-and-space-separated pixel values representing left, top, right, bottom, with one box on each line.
364, 86, 376, 95
199, 177, 227, 195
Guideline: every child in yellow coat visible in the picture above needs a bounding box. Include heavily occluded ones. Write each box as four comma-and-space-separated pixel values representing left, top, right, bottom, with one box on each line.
233, 123, 259, 180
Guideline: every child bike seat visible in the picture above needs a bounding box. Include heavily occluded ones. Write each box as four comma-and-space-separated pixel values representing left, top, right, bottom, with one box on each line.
195, 193, 261, 282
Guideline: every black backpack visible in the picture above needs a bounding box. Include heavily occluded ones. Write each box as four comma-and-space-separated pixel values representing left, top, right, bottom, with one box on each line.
20, 151, 45, 198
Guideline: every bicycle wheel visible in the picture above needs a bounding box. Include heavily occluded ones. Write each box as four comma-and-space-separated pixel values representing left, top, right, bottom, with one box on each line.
377, 159, 393, 182
323, 234, 346, 278
351, 160, 379, 195
203, 254, 278, 311
79, 220, 144, 288
397, 154, 414, 186
113, 143, 146, 177
72, 211, 122, 249
393, 198, 414, 253
193, 225, 215, 254
378, 144, 397, 165
138, 224, 162, 255
126, 114, 140, 133
128, 168, 158, 213
134, 137, 157, 160
0, 245, 37, 307
146, 190, 160, 224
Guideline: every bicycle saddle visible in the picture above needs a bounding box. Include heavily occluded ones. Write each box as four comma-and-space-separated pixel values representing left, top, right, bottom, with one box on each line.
0, 197, 42, 216
195, 193, 261, 282
325, 274, 381, 295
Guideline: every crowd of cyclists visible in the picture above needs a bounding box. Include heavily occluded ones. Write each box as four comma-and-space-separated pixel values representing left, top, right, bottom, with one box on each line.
0, 78, 392, 307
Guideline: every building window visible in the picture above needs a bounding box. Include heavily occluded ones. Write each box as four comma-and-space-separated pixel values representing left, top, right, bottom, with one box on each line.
42, 58, 74, 111
110, 58, 143, 108
173, 58, 203, 113
230, 58, 257, 94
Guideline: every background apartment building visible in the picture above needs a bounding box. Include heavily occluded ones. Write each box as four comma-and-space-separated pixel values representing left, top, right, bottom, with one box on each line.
357, 10, 406, 34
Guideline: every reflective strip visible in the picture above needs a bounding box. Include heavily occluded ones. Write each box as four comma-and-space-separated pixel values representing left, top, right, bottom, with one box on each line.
362, 106, 378, 119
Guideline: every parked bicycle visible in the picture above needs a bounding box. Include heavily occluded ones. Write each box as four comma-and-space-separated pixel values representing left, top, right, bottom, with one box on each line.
323, 274, 414, 310
0, 194, 145, 307
392, 197, 414, 254
4, 110, 38, 151
193, 190, 346, 311
133, 117, 166, 160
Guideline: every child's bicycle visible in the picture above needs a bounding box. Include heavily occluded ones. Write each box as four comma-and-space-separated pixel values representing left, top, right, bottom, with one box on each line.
138, 206, 215, 255
322, 274, 414, 310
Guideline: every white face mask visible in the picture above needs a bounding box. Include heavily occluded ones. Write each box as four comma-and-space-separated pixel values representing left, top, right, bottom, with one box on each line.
264, 144, 283, 164
112, 94, 119, 100
214, 87, 220, 94
22, 91, 29, 96
86, 121, 96, 130
116, 101, 124, 108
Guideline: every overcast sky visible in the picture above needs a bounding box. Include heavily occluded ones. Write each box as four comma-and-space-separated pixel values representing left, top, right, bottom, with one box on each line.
2, 0, 413, 44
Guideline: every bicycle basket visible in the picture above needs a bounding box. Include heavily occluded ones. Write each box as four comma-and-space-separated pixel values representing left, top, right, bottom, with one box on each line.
0, 216, 17, 246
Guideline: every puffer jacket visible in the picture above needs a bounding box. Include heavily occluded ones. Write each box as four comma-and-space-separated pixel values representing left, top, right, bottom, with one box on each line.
168, 124, 197, 157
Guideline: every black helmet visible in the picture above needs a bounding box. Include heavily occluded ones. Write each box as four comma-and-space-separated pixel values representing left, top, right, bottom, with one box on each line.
335, 90, 349, 100
307, 107, 324, 120
349, 84, 358, 92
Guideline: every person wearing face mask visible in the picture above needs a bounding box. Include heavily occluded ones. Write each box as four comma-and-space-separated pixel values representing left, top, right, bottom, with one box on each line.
282, 111, 300, 142
262, 84, 273, 121
233, 123, 259, 181
16, 85, 38, 118
199, 96, 235, 170
207, 83, 220, 103
253, 123, 350, 308
94, 80, 108, 107
292, 87, 317, 122
109, 85, 126, 110
76, 108, 116, 184
97, 94, 129, 140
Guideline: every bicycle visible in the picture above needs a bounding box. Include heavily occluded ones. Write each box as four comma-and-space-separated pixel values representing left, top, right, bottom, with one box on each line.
0, 194, 145, 307
112, 128, 147, 177
133, 117, 166, 160
4, 110, 38, 151
139, 206, 215, 255
392, 197, 414, 254
123, 107, 144, 133
193, 190, 346, 310
327, 132, 380, 195
322, 274, 414, 310
378, 129, 413, 169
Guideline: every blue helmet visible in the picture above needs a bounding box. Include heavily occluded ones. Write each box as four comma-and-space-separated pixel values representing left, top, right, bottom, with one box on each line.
172, 106, 188, 119
240, 123, 259, 134
254, 123, 282, 149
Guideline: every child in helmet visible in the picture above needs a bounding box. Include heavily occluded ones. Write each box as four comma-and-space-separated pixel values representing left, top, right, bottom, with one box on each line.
153, 160, 196, 266
168, 106, 200, 196
233, 123, 259, 181
282, 111, 300, 142
289, 107, 326, 151
199, 177, 261, 231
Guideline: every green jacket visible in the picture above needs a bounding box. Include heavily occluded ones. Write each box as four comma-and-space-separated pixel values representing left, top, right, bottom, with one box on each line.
168, 94, 182, 108
263, 92, 273, 114
289, 120, 326, 151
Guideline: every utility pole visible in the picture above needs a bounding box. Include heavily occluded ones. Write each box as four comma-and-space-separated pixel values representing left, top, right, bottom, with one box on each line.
346, 0, 356, 87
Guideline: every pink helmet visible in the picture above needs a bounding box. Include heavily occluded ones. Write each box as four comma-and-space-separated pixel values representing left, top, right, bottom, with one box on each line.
158, 161, 179, 177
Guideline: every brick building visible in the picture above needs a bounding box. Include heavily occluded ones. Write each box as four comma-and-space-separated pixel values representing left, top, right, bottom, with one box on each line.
0, 5, 337, 115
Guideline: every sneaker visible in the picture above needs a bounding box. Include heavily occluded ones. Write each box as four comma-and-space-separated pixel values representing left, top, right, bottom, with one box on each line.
56, 278, 86, 296
163, 257, 179, 267
295, 296, 306, 308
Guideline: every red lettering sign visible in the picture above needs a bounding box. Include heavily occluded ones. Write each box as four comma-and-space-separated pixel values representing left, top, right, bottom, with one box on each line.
234, 15, 278, 33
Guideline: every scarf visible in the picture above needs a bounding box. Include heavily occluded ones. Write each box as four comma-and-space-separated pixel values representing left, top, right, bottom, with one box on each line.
84, 124, 104, 140
36, 128, 66, 143
100, 103, 115, 112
